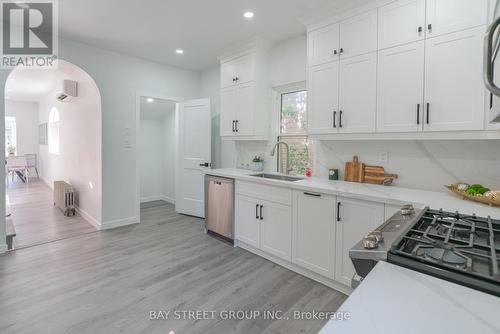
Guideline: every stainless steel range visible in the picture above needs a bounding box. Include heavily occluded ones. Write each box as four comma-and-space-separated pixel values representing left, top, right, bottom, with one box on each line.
350, 206, 500, 297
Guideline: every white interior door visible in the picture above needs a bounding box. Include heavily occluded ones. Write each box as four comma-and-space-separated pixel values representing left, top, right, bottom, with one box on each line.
176, 98, 211, 217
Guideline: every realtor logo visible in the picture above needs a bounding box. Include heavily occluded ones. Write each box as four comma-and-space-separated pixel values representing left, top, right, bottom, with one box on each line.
1, 0, 58, 68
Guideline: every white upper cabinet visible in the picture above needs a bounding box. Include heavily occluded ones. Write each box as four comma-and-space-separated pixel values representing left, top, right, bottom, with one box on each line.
219, 49, 269, 139
220, 87, 237, 136
425, 0, 488, 38
221, 54, 255, 88
378, 0, 426, 49
377, 41, 425, 132
308, 62, 340, 134
308, 23, 340, 66
339, 52, 377, 133
424, 26, 485, 131
335, 197, 384, 286
293, 191, 336, 279
339, 10, 378, 59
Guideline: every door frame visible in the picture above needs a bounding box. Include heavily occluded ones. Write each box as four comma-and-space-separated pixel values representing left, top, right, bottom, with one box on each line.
135, 91, 183, 222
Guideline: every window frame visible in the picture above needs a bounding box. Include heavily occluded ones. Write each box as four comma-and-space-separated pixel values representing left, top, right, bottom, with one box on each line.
273, 82, 310, 175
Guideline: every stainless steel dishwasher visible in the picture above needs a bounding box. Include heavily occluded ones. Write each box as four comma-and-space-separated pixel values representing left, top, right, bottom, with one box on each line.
204, 175, 234, 241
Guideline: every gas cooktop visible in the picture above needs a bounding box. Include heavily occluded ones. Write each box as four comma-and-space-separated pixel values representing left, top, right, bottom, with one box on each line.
388, 208, 500, 297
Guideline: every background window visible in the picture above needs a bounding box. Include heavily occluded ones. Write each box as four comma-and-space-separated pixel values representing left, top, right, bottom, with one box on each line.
48, 107, 60, 155
277, 90, 313, 175
5, 116, 17, 156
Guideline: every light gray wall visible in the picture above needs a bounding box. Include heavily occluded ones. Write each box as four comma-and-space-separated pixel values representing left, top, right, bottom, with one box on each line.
37, 63, 102, 226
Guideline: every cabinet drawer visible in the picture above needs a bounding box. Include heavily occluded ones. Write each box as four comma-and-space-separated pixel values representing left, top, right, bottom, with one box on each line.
236, 181, 292, 206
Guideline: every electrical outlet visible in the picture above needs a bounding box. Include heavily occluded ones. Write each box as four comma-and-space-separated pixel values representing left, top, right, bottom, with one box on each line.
379, 152, 388, 163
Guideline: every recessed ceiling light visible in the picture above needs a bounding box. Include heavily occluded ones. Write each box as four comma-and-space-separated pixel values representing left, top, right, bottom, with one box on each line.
243, 11, 254, 19
175, 49, 184, 54
146, 98, 154, 103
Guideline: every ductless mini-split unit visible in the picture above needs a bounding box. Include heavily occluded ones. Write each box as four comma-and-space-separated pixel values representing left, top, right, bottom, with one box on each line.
56, 80, 78, 102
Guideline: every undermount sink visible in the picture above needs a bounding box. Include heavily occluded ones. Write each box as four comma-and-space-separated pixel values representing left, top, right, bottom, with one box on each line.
250, 173, 304, 182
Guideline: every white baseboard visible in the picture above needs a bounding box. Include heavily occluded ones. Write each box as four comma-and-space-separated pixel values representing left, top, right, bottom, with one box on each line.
99, 216, 139, 230
75, 207, 100, 230
0, 243, 8, 253
141, 195, 175, 204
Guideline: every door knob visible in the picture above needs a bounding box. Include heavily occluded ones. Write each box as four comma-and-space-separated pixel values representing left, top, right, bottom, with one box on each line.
199, 162, 211, 167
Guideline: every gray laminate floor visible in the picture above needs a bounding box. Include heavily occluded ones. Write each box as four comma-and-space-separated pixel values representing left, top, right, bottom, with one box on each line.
0, 201, 347, 334
7, 178, 96, 248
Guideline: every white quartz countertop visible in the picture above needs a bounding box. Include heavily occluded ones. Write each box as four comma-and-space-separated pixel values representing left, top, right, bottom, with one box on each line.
319, 261, 500, 334
205, 168, 500, 219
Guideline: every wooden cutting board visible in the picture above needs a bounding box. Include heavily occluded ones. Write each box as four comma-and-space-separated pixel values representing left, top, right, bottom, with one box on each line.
344, 156, 398, 185
344, 156, 364, 183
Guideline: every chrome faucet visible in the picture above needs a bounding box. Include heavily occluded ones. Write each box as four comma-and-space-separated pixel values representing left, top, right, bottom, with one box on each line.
270, 141, 292, 175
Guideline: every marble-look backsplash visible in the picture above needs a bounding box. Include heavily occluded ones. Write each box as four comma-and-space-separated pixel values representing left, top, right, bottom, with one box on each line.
232, 140, 500, 192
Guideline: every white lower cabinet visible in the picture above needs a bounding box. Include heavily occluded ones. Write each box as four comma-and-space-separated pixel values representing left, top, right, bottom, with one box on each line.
292, 191, 336, 279
260, 200, 292, 261
235, 183, 292, 262
235, 194, 261, 248
335, 197, 384, 286
235, 181, 392, 291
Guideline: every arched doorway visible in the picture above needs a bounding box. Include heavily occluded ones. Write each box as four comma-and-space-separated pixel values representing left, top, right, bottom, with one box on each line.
3, 60, 102, 249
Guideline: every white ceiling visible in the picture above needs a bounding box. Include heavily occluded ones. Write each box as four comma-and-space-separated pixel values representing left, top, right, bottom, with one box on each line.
5, 61, 78, 102
58, 0, 356, 71
140, 97, 176, 121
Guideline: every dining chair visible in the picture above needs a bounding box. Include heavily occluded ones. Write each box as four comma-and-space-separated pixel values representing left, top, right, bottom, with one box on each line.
25, 154, 39, 178
6, 156, 29, 184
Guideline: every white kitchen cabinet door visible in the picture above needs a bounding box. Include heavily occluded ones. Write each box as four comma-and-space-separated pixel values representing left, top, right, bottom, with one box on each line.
235, 82, 255, 136
339, 10, 378, 59
260, 200, 292, 261
378, 0, 426, 49
235, 195, 261, 248
424, 26, 485, 131
308, 62, 340, 134
292, 191, 336, 279
339, 52, 377, 133
377, 41, 425, 133
425, 0, 488, 38
335, 197, 384, 286
221, 61, 238, 89
220, 87, 237, 136
234, 54, 255, 85
308, 23, 340, 66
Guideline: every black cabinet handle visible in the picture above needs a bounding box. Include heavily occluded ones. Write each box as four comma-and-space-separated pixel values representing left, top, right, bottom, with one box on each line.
333, 111, 337, 128
199, 162, 210, 167
490, 93, 494, 110
256, 204, 259, 219
235, 120, 239, 132
339, 48, 344, 54
418, 26, 423, 33
333, 50, 338, 55
339, 110, 343, 128
427, 24, 432, 32
426, 103, 430, 124
232, 120, 236, 132
417, 104, 420, 125
304, 192, 321, 197
235, 77, 239, 82
337, 202, 341, 222
260, 205, 263, 220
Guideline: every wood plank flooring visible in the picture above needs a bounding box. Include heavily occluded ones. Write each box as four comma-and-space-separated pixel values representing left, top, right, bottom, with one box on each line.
7, 178, 96, 248
0, 201, 347, 334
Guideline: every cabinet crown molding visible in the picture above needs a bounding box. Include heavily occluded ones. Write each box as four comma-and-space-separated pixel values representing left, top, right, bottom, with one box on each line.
218, 37, 272, 63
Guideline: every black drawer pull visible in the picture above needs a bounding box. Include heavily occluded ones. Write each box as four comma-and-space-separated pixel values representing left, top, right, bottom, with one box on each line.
256, 204, 259, 219
260, 205, 263, 220
304, 192, 321, 197
426, 103, 430, 124
339, 110, 343, 128
417, 104, 420, 125
337, 202, 342, 222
